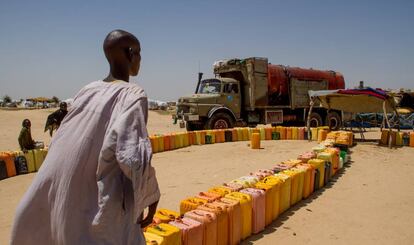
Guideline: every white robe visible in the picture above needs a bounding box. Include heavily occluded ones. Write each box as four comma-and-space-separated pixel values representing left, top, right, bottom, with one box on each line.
10, 81, 160, 245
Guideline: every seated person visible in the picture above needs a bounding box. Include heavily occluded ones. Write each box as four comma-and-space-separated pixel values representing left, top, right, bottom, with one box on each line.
18, 119, 36, 151
44, 102, 68, 136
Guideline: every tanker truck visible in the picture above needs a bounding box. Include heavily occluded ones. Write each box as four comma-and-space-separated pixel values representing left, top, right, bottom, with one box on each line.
174, 57, 345, 131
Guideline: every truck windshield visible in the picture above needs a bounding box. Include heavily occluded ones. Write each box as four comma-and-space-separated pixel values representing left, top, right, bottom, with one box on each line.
197, 79, 221, 94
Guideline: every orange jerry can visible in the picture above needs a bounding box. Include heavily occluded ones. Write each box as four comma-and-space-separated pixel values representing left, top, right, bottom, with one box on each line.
197, 203, 229, 245
255, 182, 278, 226
169, 217, 203, 245
280, 127, 287, 140
150, 136, 159, 153
410, 132, 414, 147
213, 198, 242, 245
251, 133, 261, 149
380, 130, 389, 145
184, 210, 217, 245
260, 176, 283, 220
197, 192, 221, 202
163, 135, 171, 151
0, 152, 16, 178
296, 164, 315, 199
318, 129, 328, 143
286, 127, 292, 140
265, 128, 272, 140
231, 129, 238, 141
169, 134, 176, 150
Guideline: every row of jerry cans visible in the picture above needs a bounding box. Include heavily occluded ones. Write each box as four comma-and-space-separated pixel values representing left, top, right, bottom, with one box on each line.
149, 126, 334, 154
380, 130, 414, 147
144, 152, 349, 245
0, 149, 48, 180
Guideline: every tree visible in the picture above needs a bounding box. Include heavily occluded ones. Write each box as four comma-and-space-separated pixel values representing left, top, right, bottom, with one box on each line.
52, 96, 60, 104
3, 95, 12, 103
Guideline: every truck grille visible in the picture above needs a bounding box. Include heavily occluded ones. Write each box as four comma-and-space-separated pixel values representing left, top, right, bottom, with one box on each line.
177, 105, 190, 113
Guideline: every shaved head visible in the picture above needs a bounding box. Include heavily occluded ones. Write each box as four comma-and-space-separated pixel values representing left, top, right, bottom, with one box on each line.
103, 30, 140, 61
103, 30, 141, 81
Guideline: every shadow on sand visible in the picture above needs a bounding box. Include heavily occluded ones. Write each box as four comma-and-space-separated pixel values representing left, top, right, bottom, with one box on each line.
241, 159, 353, 244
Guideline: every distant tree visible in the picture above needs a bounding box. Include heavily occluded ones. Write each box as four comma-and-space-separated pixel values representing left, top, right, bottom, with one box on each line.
52, 96, 60, 104
3, 95, 12, 103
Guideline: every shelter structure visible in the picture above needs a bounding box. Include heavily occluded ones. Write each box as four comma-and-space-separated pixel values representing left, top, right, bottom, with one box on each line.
307, 88, 399, 148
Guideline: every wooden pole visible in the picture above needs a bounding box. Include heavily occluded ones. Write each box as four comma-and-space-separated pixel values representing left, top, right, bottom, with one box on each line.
383, 100, 392, 148
307, 98, 314, 141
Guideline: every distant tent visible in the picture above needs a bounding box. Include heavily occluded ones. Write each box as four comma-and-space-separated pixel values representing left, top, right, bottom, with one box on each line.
28, 97, 54, 103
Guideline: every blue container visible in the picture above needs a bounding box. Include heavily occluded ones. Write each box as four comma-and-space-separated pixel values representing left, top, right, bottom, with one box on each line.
403, 133, 410, 146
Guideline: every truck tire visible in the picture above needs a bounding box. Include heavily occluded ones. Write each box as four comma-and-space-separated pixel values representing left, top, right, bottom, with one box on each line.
326, 111, 341, 130
309, 112, 323, 127
206, 112, 234, 129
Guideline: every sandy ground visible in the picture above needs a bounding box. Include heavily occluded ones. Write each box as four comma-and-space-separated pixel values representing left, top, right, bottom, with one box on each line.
1, 109, 414, 244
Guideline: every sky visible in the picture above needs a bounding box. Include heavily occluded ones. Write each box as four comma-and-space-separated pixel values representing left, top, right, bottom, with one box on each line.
0, 0, 413, 101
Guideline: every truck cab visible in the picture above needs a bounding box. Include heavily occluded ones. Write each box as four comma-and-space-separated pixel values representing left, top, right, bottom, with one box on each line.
176, 77, 241, 130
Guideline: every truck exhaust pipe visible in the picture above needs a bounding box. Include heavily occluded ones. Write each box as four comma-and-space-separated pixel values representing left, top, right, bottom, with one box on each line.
195, 72, 203, 93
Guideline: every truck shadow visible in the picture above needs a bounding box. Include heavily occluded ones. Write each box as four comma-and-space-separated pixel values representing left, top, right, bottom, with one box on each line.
241, 160, 353, 244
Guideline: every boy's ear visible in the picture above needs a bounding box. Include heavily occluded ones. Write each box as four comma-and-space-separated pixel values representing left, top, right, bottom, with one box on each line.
124, 47, 133, 62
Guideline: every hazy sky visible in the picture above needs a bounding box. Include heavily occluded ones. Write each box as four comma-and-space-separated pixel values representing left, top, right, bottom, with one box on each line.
0, 0, 413, 101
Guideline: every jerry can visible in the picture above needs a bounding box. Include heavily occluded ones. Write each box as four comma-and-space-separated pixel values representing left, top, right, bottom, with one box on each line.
197, 203, 229, 245
150, 136, 159, 153
213, 198, 241, 245
307, 159, 325, 189
144, 232, 166, 245
292, 127, 298, 140
208, 186, 233, 197
265, 127, 272, 140
251, 132, 261, 149
224, 130, 232, 142
311, 128, 318, 141
272, 174, 291, 213
154, 209, 180, 224
286, 127, 292, 140
255, 182, 278, 226
271, 131, 280, 140
224, 192, 252, 240
0, 152, 16, 177
184, 210, 217, 245
146, 223, 181, 245
180, 197, 208, 215
169, 217, 203, 245
240, 188, 266, 234
157, 136, 165, 152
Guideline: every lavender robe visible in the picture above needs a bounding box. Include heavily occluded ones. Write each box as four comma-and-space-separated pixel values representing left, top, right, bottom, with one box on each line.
10, 81, 160, 245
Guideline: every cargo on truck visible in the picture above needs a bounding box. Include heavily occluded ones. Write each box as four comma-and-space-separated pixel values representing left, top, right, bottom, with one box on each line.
174, 57, 345, 131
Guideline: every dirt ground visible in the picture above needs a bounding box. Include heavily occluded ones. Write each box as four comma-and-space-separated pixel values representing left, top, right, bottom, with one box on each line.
1, 109, 414, 244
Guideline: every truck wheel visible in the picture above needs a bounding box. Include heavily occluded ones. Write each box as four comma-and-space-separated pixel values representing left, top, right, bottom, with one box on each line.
326, 111, 341, 130
309, 112, 323, 127
206, 112, 234, 129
